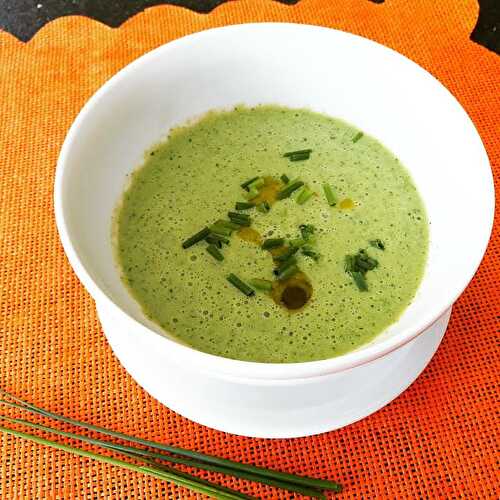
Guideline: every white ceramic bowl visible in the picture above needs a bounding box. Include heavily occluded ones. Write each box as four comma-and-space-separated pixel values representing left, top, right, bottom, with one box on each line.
55, 24, 494, 437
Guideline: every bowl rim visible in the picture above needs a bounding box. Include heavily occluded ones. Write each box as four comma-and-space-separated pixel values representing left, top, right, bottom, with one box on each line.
54, 22, 495, 380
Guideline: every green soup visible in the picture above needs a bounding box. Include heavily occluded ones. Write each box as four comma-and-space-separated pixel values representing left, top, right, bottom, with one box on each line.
115, 106, 428, 363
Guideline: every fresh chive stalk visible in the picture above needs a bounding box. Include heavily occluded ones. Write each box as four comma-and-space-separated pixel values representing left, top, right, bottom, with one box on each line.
182, 227, 210, 249
228, 212, 251, 226
226, 274, 255, 297
249, 279, 273, 292
256, 201, 270, 214
217, 220, 241, 231
323, 184, 337, 206
0, 426, 251, 500
206, 244, 224, 262
277, 180, 304, 200
205, 236, 222, 248
235, 202, 255, 211
0, 412, 326, 499
0, 393, 341, 493
297, 187, 314, 205
352, 132, 364, 143
240, 176, 259, 191
261, 238, 285, 250
280, 174, 290, 184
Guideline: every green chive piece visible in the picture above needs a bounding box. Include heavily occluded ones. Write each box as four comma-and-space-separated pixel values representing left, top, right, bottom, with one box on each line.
206, 237, 222, 248
323, 184, 337, 206
206, 233, 230, 245
350, 271, 368, 291
240, 176, 259, 191
209, 224, 233, 237
182, 227, 210, 249
228, 212, 252, 226
235, 202, 255, 211
290, 238, 307, 248
288, 152, 311, 162
369, 239, 385, 250
302, 246, 321, 261
206, 244, 224, 262
228, 212, 250, 221
217, 220, 241, 231
249, 279, 273, 292
277, 264, 299, 281
299, 224, 316, 241
283, 149, 312, 158
274, 246, 299, 262
344, 255, 356, 273
227, 274, 255, 297
296, 187, 314, 205
244, 187, 260, 200
352, 132, 364, 143
280, 174, 290, 184
276, 256, 297, 275
256, 201, 270, 214
277, 180, 304, 200
261, 238, 285, 250
247, 177, 265, 191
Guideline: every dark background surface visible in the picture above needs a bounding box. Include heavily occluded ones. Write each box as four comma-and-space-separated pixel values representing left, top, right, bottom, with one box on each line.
0, 0, 498, 55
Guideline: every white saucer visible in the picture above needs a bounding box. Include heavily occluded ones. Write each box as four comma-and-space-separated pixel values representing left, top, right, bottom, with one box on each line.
97, 303, 451, 438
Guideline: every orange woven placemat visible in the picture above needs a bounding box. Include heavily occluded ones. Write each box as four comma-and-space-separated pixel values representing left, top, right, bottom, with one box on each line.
0, 1, 498, 498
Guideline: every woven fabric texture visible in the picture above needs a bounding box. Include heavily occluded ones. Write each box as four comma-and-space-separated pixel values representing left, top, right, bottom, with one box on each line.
0, 0, 498, 498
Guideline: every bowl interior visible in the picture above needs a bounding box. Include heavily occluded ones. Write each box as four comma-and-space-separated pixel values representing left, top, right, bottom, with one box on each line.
56, 24, 494, 375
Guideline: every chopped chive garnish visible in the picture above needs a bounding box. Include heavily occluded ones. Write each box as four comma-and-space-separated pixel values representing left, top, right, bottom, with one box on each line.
297, 187, 314, 205
277, 180, 304, 200
274, 246, 299, 262
228, 213, 252, 226
302, 246, 321, 261
323, 184, 337, 206
247, 177, 265, 191
277, 264, 299, 281
216, 220, 240, 230
288, 153, 311, 162
352, 132, 364, 143
228, 212, 250, 221
206, 237, 222, 248
235, 201, 255, 211
299, 224, 316, 241
244, 187, 260, 200
227, 273, 255, 297
283, 149, 312, 158
182, 227, 210, 249
256, 201, 270, 214
350, 271, 368, 291
249, 279, 273, 292
206, 233, 229, 245
209, 224, 233, 236
344, 255, 356, 273
280, 174, 290, 184
261, 238, 285, 250
290, 238, 307, 248
275, 256, 297, 275
206, 244, 224, 262
355, 254, 378, 271
240, 176, 259, 191
369, 239, 385, 250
